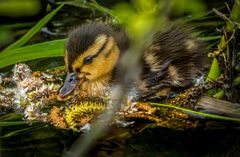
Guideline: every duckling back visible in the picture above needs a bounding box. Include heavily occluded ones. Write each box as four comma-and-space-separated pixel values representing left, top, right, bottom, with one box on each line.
136, 25, 207, 100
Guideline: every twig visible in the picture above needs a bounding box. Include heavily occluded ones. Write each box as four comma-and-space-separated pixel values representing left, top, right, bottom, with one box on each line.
212, 8, 232, 23
196, 96, 240, 118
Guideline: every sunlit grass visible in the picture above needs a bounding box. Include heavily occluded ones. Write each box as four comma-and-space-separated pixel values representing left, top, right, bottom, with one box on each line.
150, 102, 240, 122
0, 39, 65, 68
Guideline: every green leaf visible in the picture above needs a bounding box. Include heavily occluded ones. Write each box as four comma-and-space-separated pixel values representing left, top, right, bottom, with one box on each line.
233, 76, 240, 86
198, 35, 221, 41
207, 57, 220, 81
0, 121, 28, 126
226, 0, 240, 31
150, 102, 240, 122
0, 113, 23, 121
213, 90, 225, 99
0, 22, 35, 30
2, 4, 64, 52
171, 0, 206, 15
1, 127, 36, 138
0, 39, 65, 69
63, 0, 115, 17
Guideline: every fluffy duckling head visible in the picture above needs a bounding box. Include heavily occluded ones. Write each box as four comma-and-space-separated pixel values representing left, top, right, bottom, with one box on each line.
58, 23, 125, 98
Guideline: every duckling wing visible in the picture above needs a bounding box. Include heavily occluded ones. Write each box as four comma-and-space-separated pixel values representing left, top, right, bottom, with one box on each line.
138, 25, 207, 99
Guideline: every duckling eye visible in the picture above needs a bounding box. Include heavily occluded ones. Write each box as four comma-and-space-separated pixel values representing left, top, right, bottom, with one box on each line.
84, 56, 93, 65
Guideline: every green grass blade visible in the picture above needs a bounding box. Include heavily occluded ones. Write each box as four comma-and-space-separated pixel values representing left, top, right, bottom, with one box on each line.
226, 0, 240, 31
88, 0, 116, 17
150, 102, 240, 122
62, 0, 115, 17
198, 35, 221, 41
1, 127, 36, 138
213, 90, 225, 99
0, 22, 35, 30
0, 121, 29, 126
0, 113, 23, 121
2, 4, 64, 52
0, 39, 65, 69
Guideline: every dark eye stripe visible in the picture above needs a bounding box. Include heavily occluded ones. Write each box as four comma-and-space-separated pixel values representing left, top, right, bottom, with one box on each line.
71, 36, 109, 72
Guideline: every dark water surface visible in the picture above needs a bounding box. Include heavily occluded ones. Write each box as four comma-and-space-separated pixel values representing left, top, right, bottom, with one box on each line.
1, 122, 240, 157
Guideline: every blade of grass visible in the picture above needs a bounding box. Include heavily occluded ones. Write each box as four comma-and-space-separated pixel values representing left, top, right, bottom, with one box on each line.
226, 0, 240, 31
1, 127, 36, 138
0, 39, 65, 69
62, 0, 116, 17
213, 90, 225, 99
150, 102, 240, 122
88, 0, 116, 17
198, 35, 221, 41
2, 4, 64, 52
0, 113, 23, 121
0, 22, 35, 30
1, 125, 49, 138
0, 121, 29, 126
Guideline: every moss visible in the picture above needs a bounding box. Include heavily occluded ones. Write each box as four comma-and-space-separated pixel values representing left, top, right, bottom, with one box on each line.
65, 101, 107, 130
50, 106, 67, 129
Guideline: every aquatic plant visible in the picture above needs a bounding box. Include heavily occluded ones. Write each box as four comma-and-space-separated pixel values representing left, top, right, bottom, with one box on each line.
0, 63, 61, 121
50, 106, 68, 129
65, 101, 107, 131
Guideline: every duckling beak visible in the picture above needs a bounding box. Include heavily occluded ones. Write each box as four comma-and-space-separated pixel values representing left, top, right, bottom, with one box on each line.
58, 72, 80, 98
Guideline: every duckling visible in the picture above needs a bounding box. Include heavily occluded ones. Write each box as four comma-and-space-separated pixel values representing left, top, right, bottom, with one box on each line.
58, 22, 206, 101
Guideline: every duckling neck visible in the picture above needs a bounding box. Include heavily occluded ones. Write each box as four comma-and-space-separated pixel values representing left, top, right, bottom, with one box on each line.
80, 73, 112, 97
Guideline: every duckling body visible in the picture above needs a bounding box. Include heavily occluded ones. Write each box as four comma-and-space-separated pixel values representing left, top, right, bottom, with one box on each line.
58, 22, 206, 100
137, 26, 206, 99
